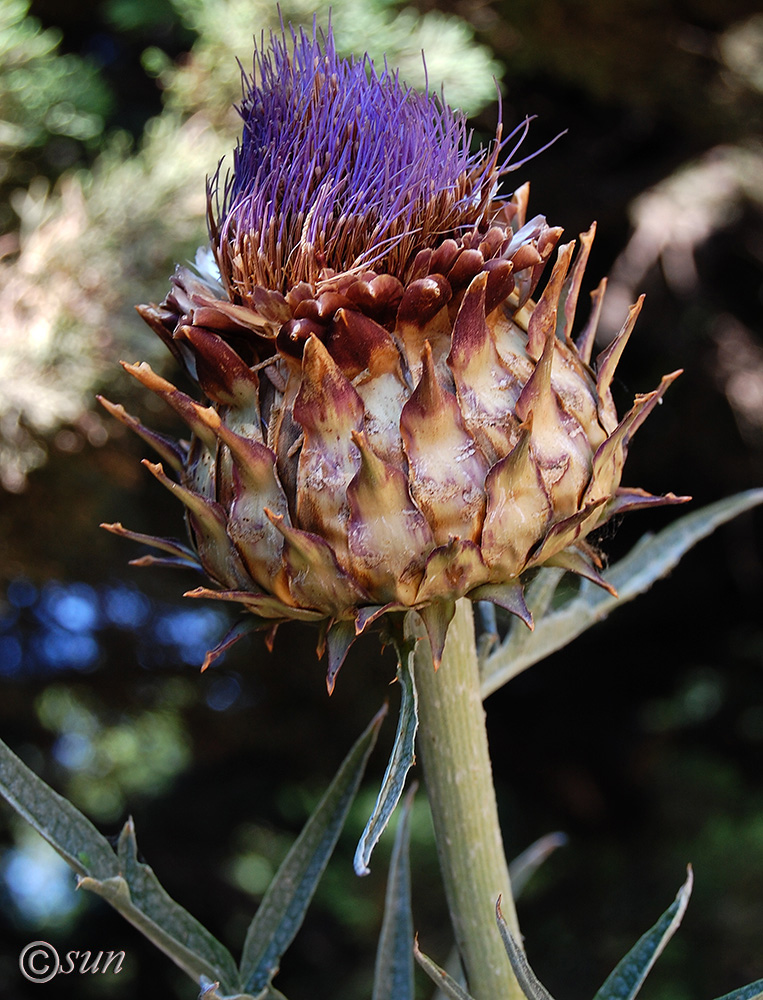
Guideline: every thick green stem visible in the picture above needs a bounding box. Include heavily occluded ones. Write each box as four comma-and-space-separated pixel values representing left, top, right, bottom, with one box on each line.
410, 598, 523, 1000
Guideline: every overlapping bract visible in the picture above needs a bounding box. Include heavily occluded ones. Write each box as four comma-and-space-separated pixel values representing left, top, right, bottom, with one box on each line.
101, 25, 687, 686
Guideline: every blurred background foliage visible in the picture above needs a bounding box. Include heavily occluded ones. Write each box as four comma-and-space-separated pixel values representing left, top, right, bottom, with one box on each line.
0, 0, 762, 998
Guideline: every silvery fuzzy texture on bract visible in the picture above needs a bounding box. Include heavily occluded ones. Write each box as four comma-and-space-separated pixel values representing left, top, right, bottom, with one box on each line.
101, 23, 687, 687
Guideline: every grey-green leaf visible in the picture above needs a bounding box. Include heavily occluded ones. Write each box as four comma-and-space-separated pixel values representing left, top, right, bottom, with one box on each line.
592, 867, 693, 1000
112, 817, 240, 989
495, 897, 557, 1000
240, 706, 386, 993
79, 872, 238, 990
373, 784, 417, 1000
0, 735, 121, 879
354, 646, 419, 876
482, 489, 763, 697
509, 832, 568, 899
713, 980, 763, 1000
414, 940, 478, 1000
0, 736, 245, 992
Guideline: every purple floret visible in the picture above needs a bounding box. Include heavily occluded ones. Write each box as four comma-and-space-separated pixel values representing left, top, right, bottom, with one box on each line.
211, 21, 533, 291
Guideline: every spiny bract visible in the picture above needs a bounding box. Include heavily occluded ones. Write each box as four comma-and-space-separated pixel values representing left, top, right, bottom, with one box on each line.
101, 23, 687, 688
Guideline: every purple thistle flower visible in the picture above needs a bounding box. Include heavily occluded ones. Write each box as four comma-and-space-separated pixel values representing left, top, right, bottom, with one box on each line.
211, 21, 532, 293
107, 19, 687, 685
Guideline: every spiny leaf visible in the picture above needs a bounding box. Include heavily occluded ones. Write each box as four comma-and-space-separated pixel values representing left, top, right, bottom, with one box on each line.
482, 489, 763, 697
240, 706, 386, 993
79, 873, 238, 991
0, 736, 244, 992
354, 641, 419, 876
592, 867, 693, 1000
508, 832, 568, 898
372, 784, 417, 1000
496, 896, 556, 1000
113, 818, 240, 988
0, 736, 120, 879
414, 939, 478, 1000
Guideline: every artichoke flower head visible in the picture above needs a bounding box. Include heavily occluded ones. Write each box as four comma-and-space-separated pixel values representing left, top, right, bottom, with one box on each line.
101, 23, 687, 688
